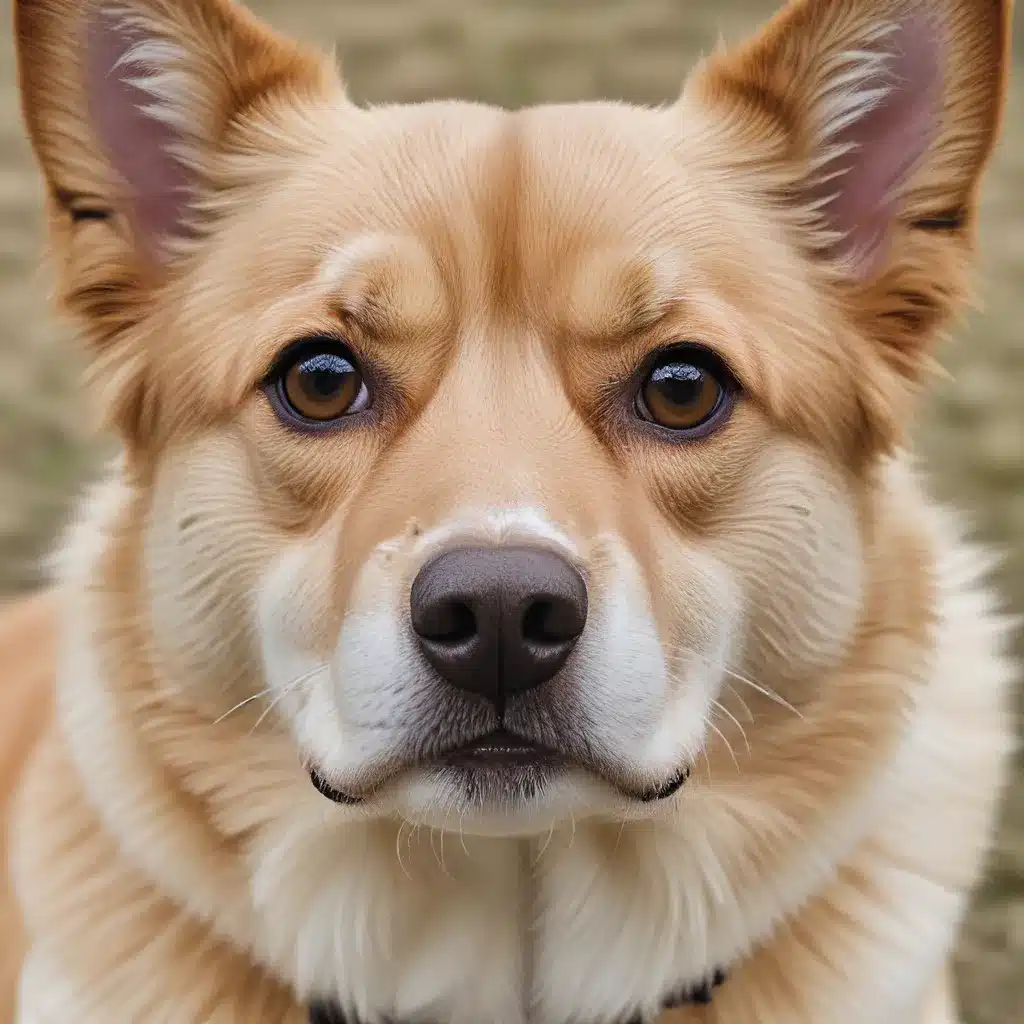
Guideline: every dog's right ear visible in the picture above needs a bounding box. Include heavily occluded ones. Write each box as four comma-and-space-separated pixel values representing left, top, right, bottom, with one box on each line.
15, 0, 340, 349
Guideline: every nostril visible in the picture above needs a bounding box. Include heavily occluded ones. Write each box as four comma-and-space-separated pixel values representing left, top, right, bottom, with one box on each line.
416, 598, 477, 644
521, 597, 584, 645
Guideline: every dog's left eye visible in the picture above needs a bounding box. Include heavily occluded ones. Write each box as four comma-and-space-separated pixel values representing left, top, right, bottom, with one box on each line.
635, 347, 734, 435
265, 339, 370, 427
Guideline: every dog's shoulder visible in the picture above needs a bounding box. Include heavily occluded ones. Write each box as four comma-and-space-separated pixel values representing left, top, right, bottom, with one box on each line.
0, 590, 57, 1024
0, 592, 57, 783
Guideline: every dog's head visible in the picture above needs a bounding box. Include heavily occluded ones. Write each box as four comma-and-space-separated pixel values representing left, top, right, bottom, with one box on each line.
16, 0, 1009, 835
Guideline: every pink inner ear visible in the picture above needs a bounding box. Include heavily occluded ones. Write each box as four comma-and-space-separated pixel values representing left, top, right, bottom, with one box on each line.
84, 9, 194, 258
816, 11, 944, 279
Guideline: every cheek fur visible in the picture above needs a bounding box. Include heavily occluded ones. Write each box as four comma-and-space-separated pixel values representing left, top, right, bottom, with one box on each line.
642, 531, 742, 769
144, 435, 286, 712
709, 445, 866, 689
564, 533, 736, 779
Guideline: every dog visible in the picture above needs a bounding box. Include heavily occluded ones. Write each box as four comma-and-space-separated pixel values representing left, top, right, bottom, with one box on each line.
1, 0, 1016, 1020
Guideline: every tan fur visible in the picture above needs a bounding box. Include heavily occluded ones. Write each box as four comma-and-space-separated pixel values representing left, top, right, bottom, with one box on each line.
2, 0, 1016, 1022
0, 596, 55, 1024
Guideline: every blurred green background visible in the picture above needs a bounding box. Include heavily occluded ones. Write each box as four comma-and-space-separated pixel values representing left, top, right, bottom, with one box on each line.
0, 0, 1021, 1020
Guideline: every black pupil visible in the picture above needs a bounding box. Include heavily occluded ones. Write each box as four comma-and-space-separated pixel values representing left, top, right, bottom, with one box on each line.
650, 362, 705, 406
299, 352, 352, 400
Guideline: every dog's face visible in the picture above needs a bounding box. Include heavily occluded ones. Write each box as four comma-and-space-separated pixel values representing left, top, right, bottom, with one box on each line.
216, 101, 869, 830
16, 0, 1008, 834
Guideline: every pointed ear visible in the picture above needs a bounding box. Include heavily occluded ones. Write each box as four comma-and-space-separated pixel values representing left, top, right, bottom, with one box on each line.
683, 0, 1010, 381
15, 0, 340, 287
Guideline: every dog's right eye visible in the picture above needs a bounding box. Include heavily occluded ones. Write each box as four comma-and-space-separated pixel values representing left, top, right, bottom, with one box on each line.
265, 338, 370, 428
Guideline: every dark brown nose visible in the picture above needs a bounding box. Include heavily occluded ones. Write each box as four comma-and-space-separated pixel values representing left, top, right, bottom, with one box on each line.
410, 546, 588, 710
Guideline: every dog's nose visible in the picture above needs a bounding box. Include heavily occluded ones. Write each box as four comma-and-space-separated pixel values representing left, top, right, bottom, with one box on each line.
410, 546, 587, 708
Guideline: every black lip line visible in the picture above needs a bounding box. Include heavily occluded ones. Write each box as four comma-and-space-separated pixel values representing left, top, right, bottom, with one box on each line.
308, 747, 691, 807
637, 763, 691, 802
308, 765, 364, 805
305, 731, 555, 805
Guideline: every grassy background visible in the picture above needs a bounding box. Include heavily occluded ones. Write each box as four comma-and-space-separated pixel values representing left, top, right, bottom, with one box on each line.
0, 0, 1021, 1019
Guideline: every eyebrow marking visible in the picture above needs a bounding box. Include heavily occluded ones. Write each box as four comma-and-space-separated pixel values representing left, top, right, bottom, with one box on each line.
317, 233, 397, 288
317, 233, 449, 341
563, 245, 684, 342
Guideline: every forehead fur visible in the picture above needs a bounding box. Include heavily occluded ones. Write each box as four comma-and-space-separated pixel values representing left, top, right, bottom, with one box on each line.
141, 96, 869, 459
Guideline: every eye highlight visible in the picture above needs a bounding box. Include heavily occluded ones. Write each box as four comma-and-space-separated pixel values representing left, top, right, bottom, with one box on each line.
634, 346, 735, 436
266, 338, 370, 428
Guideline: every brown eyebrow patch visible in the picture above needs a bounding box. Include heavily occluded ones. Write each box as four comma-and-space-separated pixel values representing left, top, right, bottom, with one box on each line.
319, 234, 450, 343
558, 246, 682, 344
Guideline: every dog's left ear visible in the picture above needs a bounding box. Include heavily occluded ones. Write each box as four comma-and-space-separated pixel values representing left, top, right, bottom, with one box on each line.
683, 0, 1011, 398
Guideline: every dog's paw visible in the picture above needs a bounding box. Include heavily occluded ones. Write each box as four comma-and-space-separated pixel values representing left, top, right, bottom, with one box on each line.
660, 968, 728, 1009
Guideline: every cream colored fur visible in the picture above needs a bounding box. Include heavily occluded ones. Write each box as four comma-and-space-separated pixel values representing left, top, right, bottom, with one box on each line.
4, 0, 1017, 1021
6, 456, 1013, 1024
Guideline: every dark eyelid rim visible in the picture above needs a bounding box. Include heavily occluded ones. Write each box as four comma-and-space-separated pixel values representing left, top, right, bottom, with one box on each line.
260, 333, 359, 387
634, 342, 740, 390
628, 341, 741, 442
261, 333, 382, 435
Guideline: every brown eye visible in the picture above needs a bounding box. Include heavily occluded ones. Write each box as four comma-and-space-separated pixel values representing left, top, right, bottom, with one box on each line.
273, 342, 369, 425
636, 351, 732, 433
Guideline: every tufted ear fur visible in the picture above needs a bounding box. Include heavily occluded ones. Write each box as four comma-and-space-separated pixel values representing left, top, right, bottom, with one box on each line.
15, 0, 339, 344
683, 0, 1011, 403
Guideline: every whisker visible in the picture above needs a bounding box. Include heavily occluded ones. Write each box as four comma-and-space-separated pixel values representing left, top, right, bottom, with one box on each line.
702, 746, 713, 783
395, 818, 412, 881
664, 640, 804, 721
429, 824, 443, 874
407, 812, 422, 860
712, 698, 750, 756
218, 662, 331, 729
213, 689, 272, 725
249, 664, 330, 736
436, 805, 455, 879
706, 719, 739, 771
719, 664, 804, 720
725, 684, 754, 723
534, 816, 558, 865
279, 661, 333, 694
249, 691, 288, 735
612, 817, 629, 856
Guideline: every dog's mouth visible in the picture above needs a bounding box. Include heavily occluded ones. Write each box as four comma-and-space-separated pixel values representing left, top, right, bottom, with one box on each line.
432, 728, 565, 770
308, 728, 690, 807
